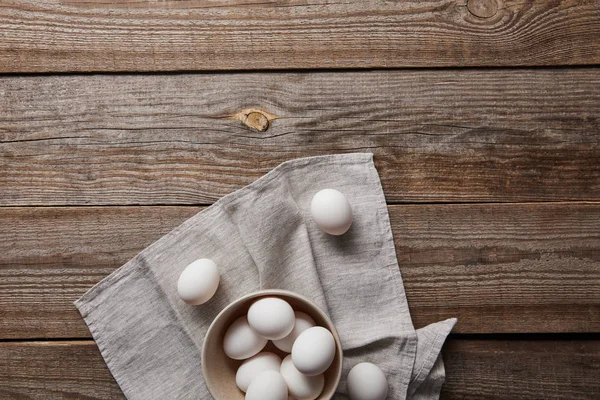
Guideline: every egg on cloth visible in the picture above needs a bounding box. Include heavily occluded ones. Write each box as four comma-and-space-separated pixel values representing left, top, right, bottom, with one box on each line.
245, 370, 288, 400
291, 326, 336, 376
310, 189, 353, 235
223, 316, 268, 360
247, 297, 296, 340
235, 352, 282, 393
347, 362, 388, 400
177, 258, 220, 305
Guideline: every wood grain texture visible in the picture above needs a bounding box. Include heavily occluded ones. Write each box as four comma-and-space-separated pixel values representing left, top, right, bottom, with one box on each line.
0, 0, 599, 72
394, 202, 600, 334
1, 69, 599, 206
0, 206, 201, 340
0, 341, 123, 399
1, 339, 598, 399
1, 202, 598, 339
441, 339, 600, 399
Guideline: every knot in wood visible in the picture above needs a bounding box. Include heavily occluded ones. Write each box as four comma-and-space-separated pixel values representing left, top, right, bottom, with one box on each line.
231, 108, 279, 132
467, 0, 499, 18
245, 111, 269, 132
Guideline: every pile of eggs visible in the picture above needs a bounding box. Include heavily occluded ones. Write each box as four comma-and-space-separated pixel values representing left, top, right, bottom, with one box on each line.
177, 189, 389, 400
224, 296, 335, 400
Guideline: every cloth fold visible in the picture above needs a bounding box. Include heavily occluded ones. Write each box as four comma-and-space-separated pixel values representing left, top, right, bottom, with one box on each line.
75, 153, 455, 399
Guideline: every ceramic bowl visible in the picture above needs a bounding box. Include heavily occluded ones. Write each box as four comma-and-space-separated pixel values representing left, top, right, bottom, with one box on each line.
202, 289, 343, 399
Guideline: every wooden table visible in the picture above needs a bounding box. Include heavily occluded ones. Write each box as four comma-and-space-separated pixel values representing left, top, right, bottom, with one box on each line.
1, 1, 599, 398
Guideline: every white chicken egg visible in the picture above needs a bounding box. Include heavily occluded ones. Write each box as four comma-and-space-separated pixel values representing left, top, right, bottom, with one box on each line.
223, 316, 268, 360
177, 258, 220, 305
245, 370, 288, 400
247, 297, 295, 340
291, 326, 336, 376
280, 355, 324, 400
273, 311, 316, 353
347, 363, 388, 400
236, 352, 282, 393
310, 189, 353, 235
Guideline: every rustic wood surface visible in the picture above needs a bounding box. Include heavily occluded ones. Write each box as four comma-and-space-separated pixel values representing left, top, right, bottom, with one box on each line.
1, 69, 599, 206
1, 0, 599, 72
2, 0, 599, 397
1, 202, 598, 339
1, 339, 598, 400
441, 339, 600, 399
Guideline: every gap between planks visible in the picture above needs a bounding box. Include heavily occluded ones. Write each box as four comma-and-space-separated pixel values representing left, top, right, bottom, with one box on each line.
0, 200, 598, 208
2, 64, 600, 78
2, 332, 600, 344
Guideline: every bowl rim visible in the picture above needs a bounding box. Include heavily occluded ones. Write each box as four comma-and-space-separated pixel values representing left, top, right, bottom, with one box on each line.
201, 289, 343, 399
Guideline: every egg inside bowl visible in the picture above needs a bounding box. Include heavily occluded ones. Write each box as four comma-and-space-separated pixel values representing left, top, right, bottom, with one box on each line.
202, 289, 343, 399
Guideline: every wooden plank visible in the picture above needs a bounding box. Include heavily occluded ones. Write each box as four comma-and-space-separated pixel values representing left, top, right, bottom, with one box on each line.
0, 206, 201, 340
1, 339, 598, 399
441, 339, 600, 399
0, 341, 123, 399
394, 202, 600, 334
1, 69, 599, 206
1, 203, 598, 339
0, 0, 599, 72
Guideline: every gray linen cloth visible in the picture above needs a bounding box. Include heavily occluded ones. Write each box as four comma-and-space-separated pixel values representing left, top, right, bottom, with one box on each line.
75, 153, 456, 399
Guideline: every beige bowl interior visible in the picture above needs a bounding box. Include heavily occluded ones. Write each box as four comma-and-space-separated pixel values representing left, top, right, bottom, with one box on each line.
202, 290, 343, 400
